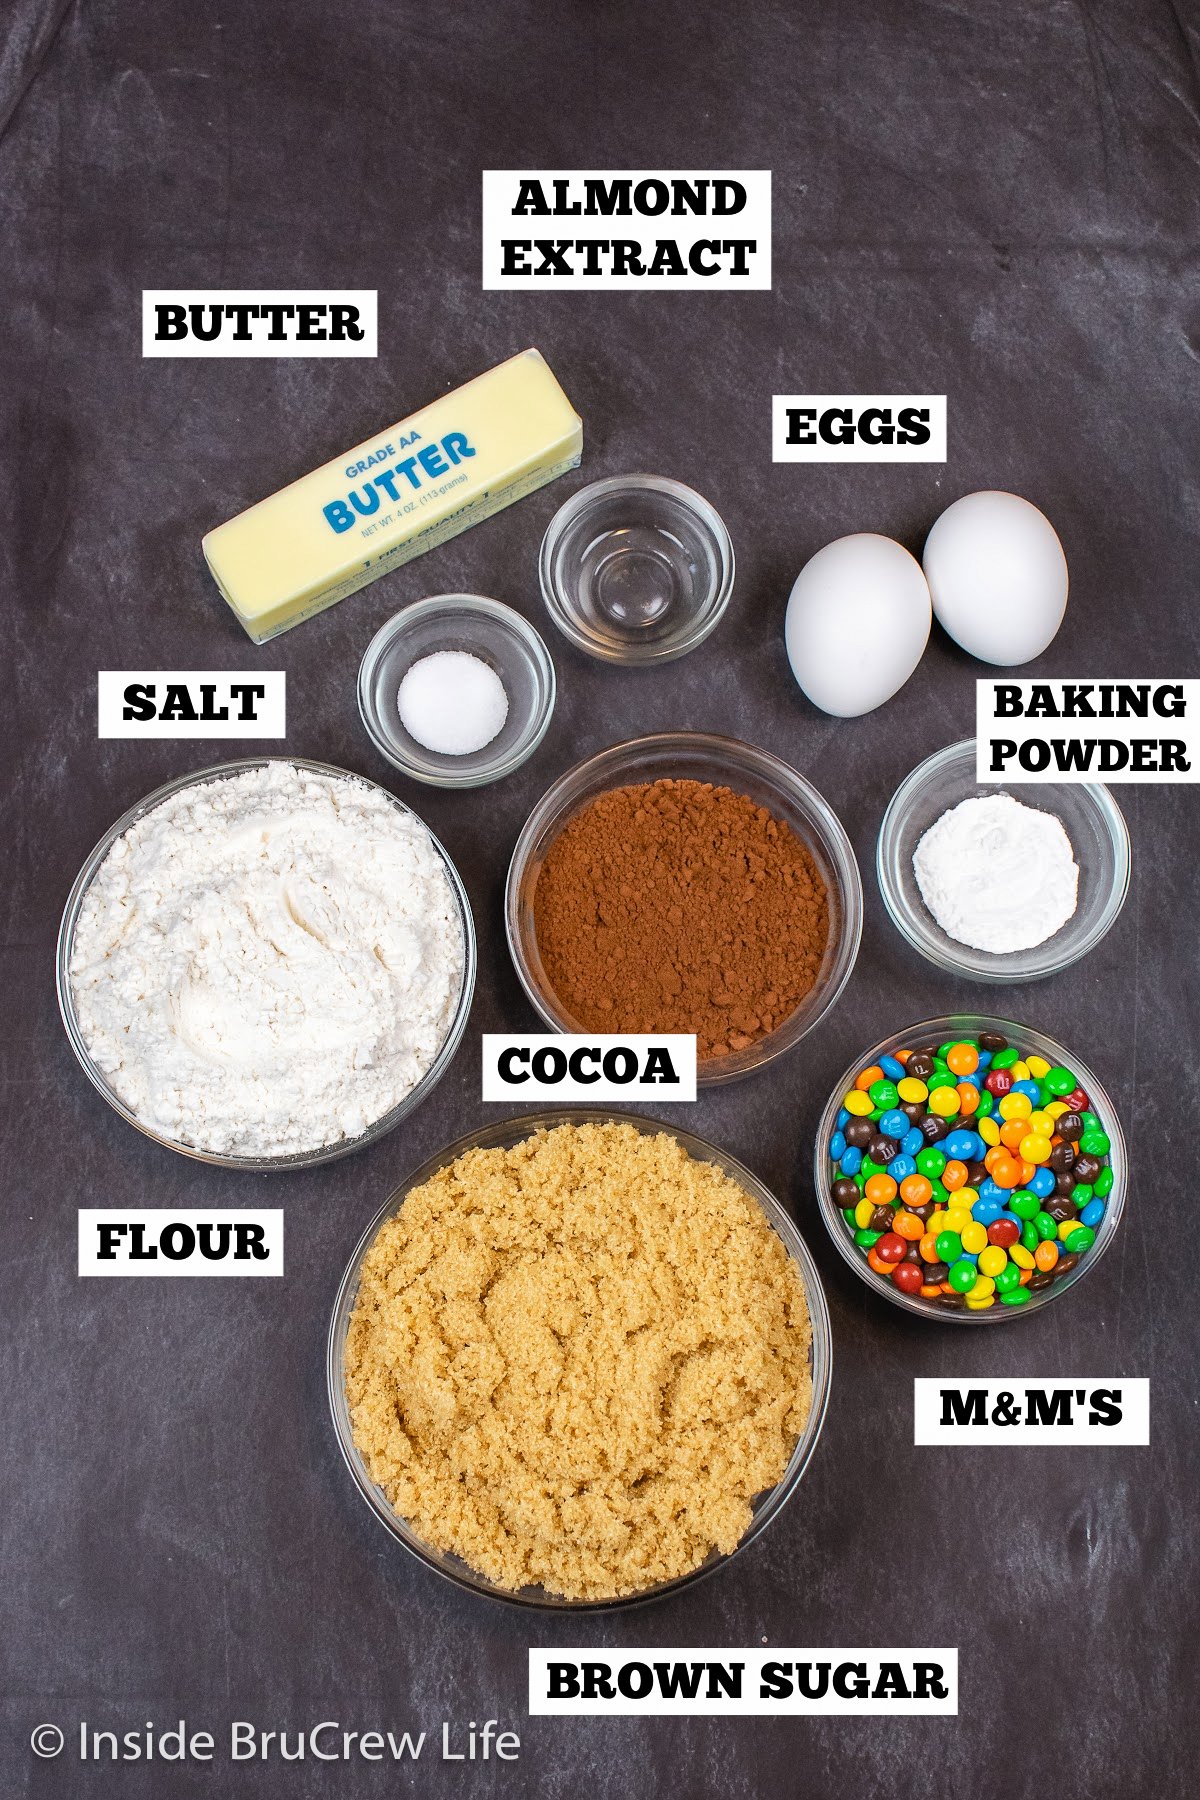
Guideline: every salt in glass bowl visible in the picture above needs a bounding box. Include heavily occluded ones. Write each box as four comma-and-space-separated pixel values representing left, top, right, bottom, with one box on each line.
505, 732, 862, 1084
327, 1108, 832, 1609
56, 756, 476, 1170
877, 738, 1130, 981
538, 474, 734, 663
814, 1013, 1127, 1324
358, 594, 556, 788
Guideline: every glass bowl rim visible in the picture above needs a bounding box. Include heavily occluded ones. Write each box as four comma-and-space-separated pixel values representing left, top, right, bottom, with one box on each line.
327, 1105, 833, 1609
538, 473, 736, 665
813, 1012, 1128, 1324
55, 754, 477, 1170
357, 593, 557, 789
876, 737, 1131, 981
503, 730, 864, 1085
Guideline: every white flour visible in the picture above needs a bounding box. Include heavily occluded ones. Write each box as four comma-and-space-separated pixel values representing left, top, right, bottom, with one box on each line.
69, 763, 466, 1157
912, 793, 1079, 955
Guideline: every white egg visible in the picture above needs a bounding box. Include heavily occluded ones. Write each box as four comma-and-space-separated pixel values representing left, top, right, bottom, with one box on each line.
923, 490, 1068, 666
784, 533, 931, 718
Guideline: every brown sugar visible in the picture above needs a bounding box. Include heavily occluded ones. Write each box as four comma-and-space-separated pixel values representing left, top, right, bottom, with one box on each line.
530, 778, 829, 1059
344, 1121, 814, 1601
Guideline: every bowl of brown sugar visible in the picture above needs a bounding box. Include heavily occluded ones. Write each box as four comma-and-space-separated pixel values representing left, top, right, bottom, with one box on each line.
505, 733, 863, 1083
329, 1113, 831, 1607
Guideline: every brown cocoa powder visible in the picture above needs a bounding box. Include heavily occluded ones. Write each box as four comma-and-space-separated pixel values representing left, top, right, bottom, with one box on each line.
532, 777, 829, 1059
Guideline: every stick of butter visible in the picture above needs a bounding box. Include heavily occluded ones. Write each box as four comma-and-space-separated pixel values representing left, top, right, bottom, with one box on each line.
203, 348, 582, 642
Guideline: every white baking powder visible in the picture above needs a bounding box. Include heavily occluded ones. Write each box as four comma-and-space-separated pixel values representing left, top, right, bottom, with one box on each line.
69, 763, 466, 1157
912, 793, 1079, 954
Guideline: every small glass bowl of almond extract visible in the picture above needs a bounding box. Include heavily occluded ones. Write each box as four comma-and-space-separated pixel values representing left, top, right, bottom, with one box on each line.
538, 474, 735, 664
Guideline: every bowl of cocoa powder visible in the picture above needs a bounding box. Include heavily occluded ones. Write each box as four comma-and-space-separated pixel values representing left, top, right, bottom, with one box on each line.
505, 733, 862, 1083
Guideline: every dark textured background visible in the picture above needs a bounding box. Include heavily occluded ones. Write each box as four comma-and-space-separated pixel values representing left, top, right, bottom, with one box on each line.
3, 1, 1199, 1795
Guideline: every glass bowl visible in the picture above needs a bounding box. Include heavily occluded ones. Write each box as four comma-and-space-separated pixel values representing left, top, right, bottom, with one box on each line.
539, 474, 735, 663
814, 1014, 1127, 1324
505, 732, 863, 1085
327, 1108, 832, 1610
877, 738, 1130, 981
56, 756, 477, 1170
357, 594, 556, 787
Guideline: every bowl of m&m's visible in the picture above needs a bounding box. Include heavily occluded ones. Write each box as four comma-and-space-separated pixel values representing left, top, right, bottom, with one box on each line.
814, 1016, 1126, 1322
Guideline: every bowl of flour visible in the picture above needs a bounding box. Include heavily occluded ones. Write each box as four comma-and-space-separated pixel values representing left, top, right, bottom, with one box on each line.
876, 739, 1130, 982
58, 759, 475, 1166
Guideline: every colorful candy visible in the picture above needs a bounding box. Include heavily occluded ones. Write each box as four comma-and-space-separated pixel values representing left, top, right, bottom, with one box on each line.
827, 1030, 1117, 1314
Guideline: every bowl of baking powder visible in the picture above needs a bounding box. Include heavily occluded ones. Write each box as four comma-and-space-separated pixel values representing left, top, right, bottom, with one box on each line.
877, 738, 1130, 982
57, 758, 476, 1168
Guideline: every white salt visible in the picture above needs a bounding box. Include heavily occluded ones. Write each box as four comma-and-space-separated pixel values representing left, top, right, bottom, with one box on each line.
398, 651, 509, 756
